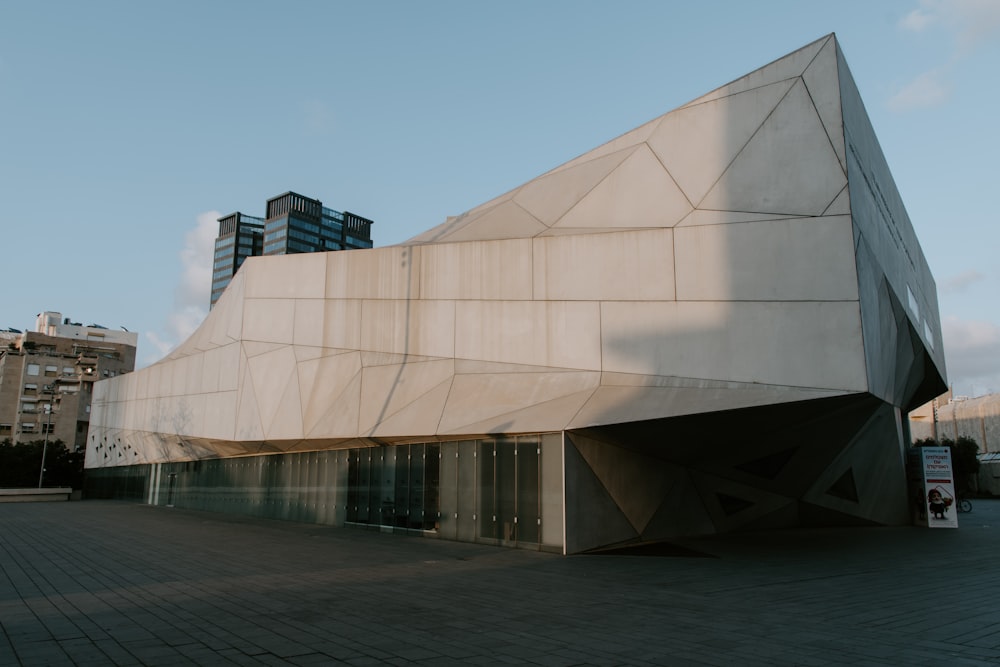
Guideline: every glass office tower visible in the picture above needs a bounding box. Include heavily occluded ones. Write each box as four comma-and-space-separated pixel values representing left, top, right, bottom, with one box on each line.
210, 192, 374, 308
211, 213, 264, 308
262, 192, 374, 256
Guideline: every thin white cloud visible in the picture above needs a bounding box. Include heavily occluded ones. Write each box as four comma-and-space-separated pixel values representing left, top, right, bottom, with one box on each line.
942, 316, 1000, 396
893, 0, 1000, 112
901, 0, 1000, 46
943, 0, 1000, 52
888, 68, 950, 111
942, 269, 985, 293
143, 211, 218, 364
901, 8, 935, 32
177, 211, 218, 309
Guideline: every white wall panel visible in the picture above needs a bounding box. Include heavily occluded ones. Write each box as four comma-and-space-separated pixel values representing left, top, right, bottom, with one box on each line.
456, 301, 602, 370
326, 246, 419, 300
601, 301, 867, 390
317, 299, 362, 351
243, 298, 295, 344
198, 391, 238, 440
533, 229, 674, 301
244, 252, 327, 299
418, 238, 532, 300
360, 300, 456, 358
674, 216, 857, 301
292, 299, 325, 347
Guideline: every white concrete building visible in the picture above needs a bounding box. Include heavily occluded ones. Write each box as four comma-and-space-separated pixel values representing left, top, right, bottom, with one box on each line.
86, 34, 946, 553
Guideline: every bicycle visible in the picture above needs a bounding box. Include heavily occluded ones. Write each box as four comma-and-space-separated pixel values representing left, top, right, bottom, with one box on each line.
957, 497, 973, 513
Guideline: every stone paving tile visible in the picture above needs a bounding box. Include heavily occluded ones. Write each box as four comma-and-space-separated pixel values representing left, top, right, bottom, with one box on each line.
3, 500, 1000, 665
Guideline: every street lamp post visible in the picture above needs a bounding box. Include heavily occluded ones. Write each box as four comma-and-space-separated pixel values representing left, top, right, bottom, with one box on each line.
37, 387, 55, 488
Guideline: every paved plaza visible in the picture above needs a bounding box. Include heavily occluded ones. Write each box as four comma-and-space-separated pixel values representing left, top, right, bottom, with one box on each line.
2, 499, 1000, 666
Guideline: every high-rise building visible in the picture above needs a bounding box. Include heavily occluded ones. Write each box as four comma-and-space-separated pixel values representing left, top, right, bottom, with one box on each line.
211, 213, 265, 308
0, 312, 136, 449
211, 192, 374, 308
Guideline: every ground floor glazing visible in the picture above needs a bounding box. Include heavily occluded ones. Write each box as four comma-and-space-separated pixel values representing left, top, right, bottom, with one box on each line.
84, 433, 565, 552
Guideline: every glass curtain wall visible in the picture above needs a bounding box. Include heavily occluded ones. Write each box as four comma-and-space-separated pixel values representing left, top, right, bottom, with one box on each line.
94, 433, 563, 551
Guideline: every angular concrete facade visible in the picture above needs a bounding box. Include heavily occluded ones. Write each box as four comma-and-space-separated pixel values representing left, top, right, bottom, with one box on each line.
87, 35, 946, 553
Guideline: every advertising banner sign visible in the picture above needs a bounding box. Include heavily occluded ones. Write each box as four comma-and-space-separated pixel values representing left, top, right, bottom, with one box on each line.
922, 447, 958, 528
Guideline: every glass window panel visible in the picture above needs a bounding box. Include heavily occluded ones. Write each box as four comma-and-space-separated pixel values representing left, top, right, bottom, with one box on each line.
517, 436, 541, 545
362, 449, 376, 523
439, 441, 459, 540
424, 443, 440, 531
457, 441, 477, 542
333, 450, 349, 526
346, 449, 360, 523
315, 451, 330, 525
408, 444, 425, 529
478, 439, 496, 541
496, 437, 517, 544
394, 448, 409, 528
379, 449, 396, 527
540, 432, 564, 550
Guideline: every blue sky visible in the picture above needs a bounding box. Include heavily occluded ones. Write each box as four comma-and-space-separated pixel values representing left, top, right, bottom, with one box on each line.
1, 1, 998, 397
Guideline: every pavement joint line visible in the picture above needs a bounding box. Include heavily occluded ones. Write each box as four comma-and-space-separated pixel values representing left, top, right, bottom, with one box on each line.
3, 500, 1000, 665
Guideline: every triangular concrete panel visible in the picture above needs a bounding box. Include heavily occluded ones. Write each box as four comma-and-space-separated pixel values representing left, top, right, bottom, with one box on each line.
641, 470, 717, 539
683, 34, 832, 107
802, 403, 908, 525
564, 436, 640, 553
434, 200, 548, 243
536, 226, 653, 237
648, 79, 795, 206
675, 210, 801, 228
826, 467, 859, 502
292, 345, 327, 363
179, 316, 212, 355
514, 147, 635, 225
802, 36, 846, 172
359, 359, 456, 434
441, 387, 597, 436
416, 190, 521, 243
361, 351, 443, 368
367, 377, 453, 437
264, 372, 305, 440
700, 79, 846, 215
242, 341, 287, 358
221, 271, 247, 344
547, 115, 662, 176
688, 470, 797, 533
298, 352, 363, 434
571, 433, 679, 534
455, 359, 584, 375
247, 347, 298, 436
234, 368, 264, 441
553, 144, 692, 229
304, 371, 362, 438
438, 371, 601, 433
823, 185, 851, 216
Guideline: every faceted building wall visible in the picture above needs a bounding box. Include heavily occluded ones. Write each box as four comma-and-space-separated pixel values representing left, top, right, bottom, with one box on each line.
87, 34, 945, 553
